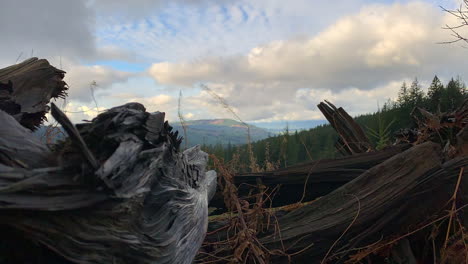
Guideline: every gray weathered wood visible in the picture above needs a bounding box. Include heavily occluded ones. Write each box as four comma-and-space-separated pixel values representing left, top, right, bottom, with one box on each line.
318, 100, 373, 154
0, 88, 216, 263
50, 103, 98, 170
0, 58, 67, 130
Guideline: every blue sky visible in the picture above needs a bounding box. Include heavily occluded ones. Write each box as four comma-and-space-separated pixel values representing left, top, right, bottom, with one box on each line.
1, 0, 466, 122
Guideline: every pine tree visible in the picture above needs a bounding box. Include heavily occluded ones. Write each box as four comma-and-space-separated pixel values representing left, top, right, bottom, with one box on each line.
427, 75, 444, 112
443, 78, 466, 111
408, 78, 424, 107
397, 81, 409, 107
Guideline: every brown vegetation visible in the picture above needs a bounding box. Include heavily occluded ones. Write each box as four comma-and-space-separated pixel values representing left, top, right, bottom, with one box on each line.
201, 99, 468, 263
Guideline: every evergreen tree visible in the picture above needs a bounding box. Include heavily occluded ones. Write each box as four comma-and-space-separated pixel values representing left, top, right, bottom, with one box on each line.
382, 98, 396, 112
427, 75, 444, 112
397, 81, 409, 107
408, 78, 424, 107
443, 78, 466, 111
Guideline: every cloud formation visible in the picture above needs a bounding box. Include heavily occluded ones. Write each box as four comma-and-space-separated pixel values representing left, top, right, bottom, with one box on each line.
143, 1, 468, 121
64, 62, 133, 102
149, 2, 465, 91
0, 0, 136, 107
2, 0, 466, 123
92, 0, 229, 16
0, 0, 96, 64
95, 0, 364, 62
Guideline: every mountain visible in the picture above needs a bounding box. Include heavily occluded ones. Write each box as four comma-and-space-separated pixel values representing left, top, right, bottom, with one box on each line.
172, 119, 272, 147
251, 120, 328, 133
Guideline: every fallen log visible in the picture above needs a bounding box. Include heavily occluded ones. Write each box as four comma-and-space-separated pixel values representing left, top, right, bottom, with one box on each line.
209, 144, 411, 209
260, 142, 467, 263
208, 104, 402, 211
203, 101, 468, 263
204, 142, 468, 263
0, 59, 217, 264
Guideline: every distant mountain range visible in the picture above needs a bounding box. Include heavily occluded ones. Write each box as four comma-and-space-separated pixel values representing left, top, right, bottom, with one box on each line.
33, 118, 328, 147
173, 119, 328, 147
250, 120, 328, 133
172, 119, 271, 147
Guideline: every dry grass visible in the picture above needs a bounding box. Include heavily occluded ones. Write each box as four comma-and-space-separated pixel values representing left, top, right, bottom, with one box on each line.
200, 84, 260, 173
199, 154, 327, 264
178, 90, 189, 150
196, 155, 271, 264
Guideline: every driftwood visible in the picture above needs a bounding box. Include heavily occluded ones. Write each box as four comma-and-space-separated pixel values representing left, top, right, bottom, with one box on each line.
0, 59, 217, 264
0, 58, 67, 130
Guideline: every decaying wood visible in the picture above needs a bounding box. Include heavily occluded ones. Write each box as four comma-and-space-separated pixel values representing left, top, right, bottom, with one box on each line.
0, 110, 52, 168
209, 144, 411, 209
203, 101, 468, 263
260, 142, 467, 263
317, 100, 373, 154
205, 142, 468, 263
0, 59, 217, 264
50, 103, 99, 169
0, 58, 67, 130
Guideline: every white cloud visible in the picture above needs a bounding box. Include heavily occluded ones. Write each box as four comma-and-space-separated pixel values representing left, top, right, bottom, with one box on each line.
141, 1, 468, 120
149, 2, 464, 91
181, 81, 405, 121
63, 60, 133, 102
95, 0, 365, 62
111, 93, 178, 118
3, 0, 467, 123
64, 102, 106, 119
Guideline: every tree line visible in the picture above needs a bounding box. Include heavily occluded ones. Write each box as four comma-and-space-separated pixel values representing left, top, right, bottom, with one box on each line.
202, 76, 467, 172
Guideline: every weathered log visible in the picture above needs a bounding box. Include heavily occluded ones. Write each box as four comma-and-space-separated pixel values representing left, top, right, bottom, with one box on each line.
317, 100, 372, 154
205, 142, 468, 263
208, 144, 410, 210
0, 101, 216, 264
203, 101, 468, 263
259, 142, 461, 261
0, 110, 52, 168
0, 58, 67, 130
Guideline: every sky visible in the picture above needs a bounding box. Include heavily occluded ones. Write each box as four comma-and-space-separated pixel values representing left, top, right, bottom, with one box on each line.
1, 0, 467, 123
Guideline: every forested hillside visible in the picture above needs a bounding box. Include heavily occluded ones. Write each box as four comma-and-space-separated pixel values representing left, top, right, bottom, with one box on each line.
172, 119, 271, 147
203, 76, 467, 171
